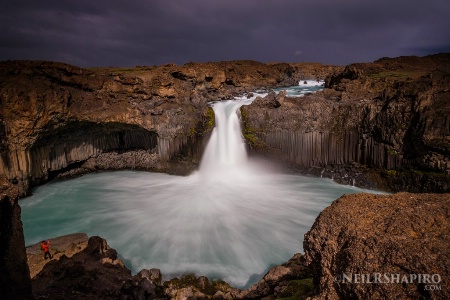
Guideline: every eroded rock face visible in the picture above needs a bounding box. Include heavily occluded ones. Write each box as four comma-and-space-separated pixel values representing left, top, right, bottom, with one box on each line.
304, 192, 450, 300
241, 53, 450, 192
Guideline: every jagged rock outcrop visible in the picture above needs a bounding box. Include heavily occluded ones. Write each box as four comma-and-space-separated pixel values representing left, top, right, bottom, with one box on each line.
304, 192, 450, 300
26, 233, 88, 278
241, 53, 450, 192
32, 236, 134, 299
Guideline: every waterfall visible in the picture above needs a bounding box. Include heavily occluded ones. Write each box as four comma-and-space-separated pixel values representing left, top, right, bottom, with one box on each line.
199, 99, 253, 179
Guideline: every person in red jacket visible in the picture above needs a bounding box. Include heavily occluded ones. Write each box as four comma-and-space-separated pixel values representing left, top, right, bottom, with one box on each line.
40, 240, 53, 260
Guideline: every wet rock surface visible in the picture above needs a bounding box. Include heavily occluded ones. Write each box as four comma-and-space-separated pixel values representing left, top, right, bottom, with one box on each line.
236, 253, 314, 300
304, 192, 450, 300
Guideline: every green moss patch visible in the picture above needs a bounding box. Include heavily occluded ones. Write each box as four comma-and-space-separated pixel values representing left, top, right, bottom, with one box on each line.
278, 278, 314, 300
240, 107, 266, 149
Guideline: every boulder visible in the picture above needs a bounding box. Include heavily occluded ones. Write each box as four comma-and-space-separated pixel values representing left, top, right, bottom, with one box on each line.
253, 91, 281, 108
136, 268, 162, 285
304, 192, 450, 300
237, 253, 314, 299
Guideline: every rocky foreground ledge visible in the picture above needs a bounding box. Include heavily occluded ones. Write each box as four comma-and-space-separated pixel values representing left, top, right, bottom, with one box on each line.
28, 192, 449, 300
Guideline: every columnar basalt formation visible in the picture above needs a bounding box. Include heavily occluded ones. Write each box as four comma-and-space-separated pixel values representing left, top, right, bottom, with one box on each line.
241, 54, 450, 192
0, 60, 333, 194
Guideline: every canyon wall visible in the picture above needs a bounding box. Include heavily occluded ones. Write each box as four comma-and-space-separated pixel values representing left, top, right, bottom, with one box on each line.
0, 60, 332, 194
0, 59, 334, 299
242, 54, 450, 192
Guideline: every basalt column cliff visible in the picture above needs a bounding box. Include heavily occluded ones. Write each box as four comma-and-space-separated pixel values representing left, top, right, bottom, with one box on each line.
0, 60, 332, 194
242, 54, 450, 192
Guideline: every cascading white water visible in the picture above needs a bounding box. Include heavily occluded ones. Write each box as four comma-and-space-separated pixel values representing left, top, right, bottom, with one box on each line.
199, 99, 253, 179
21, 83, 380, 288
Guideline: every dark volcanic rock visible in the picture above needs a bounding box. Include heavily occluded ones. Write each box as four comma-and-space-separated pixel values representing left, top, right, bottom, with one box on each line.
163, 274, 240, 299
252, 90, 282, 108
0, 194, 32, 300
304, 192, 450, 300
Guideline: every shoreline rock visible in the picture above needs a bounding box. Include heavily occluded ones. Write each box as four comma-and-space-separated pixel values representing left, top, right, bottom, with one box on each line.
32, 236, 132, 299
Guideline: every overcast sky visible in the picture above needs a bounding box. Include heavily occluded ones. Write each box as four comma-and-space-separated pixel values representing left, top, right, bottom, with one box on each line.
1, 0, 449, 67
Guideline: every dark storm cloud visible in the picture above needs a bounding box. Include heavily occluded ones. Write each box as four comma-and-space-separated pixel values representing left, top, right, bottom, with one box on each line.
1, 0, 449, 67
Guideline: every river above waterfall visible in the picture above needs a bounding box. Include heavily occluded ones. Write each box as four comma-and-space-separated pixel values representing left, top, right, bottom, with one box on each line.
20, 81, 380, 288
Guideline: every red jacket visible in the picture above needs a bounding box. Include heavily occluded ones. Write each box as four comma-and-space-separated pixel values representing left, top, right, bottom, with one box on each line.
41, 241, 50, 252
